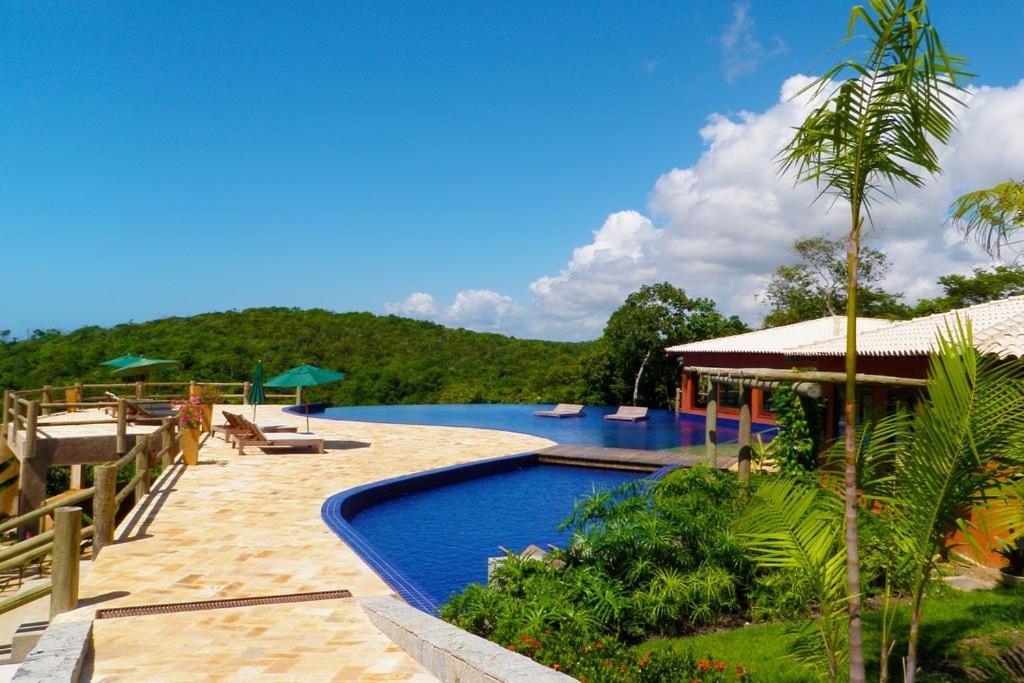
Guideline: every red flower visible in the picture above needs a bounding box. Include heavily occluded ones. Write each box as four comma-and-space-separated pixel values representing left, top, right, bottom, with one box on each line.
698, 659, 711, 671
736, 665, 747, 678
594, 641, 604, 649
715, 662, 726, 671
506, 644, 515, 651
552, 663, 560, 671
690, 679, 699, 683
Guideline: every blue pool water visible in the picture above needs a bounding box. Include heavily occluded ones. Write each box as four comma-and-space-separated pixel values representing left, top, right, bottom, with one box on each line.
345, 460, 642, 609
315, 403, 771, 450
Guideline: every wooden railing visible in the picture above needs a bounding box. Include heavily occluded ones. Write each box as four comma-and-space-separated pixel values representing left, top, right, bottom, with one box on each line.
0, 417, 180, 618
0, 377, 300, 620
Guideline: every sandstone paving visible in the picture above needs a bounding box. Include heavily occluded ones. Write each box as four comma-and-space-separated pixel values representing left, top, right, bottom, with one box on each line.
56, 405, 552, 681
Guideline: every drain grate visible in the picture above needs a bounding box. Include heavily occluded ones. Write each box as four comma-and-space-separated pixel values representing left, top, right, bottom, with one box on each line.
95, 589, 353, 619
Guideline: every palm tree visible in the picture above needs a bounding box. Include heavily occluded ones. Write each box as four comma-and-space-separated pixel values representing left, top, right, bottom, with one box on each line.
777, 3, 965, 679
858, 322, 1024, 682
951, 178, 1024, 255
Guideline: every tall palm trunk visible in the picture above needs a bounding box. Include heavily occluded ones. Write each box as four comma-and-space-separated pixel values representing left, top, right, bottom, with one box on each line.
844, 218, 865, 683
633, 349, 652, 406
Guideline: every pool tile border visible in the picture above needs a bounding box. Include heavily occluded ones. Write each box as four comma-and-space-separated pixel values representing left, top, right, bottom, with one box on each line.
321, 452, 538, 613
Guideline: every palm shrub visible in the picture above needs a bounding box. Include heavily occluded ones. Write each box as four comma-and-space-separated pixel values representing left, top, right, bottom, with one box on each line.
737, 478, 848, 682
855, 322, 1024, 682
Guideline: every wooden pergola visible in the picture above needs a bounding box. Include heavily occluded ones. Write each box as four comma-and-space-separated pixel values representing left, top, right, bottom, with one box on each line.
691, 365, 926, 481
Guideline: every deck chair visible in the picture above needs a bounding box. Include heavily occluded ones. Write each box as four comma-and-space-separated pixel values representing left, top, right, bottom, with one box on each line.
213, 411, 298, 442
604, 406, 649, 422
534, 403, 585, 418
106, 392, 178, 421
234, 415, 324, 455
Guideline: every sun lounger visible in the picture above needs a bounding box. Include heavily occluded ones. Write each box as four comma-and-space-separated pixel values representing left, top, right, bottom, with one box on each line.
105, 392, 178, 421
604, 406, 649, 422
235, 415, 324, 455
534, 403, 585, 418
213, 411, 298, 442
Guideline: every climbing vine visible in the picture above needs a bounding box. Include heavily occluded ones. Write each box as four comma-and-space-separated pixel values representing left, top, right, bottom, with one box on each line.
770, 383, 821, 474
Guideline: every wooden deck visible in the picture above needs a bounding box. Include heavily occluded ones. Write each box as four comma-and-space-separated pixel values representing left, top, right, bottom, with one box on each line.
536, 444, 738, 472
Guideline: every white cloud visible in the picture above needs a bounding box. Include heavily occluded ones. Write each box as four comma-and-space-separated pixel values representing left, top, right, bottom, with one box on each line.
383, 292, 437, 318
720, 1, 787, 83
385, 76, 1024, 341
444, 289, 521, 330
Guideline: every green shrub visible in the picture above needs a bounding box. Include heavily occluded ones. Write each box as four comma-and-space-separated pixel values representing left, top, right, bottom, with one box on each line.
442, 466, 791, 679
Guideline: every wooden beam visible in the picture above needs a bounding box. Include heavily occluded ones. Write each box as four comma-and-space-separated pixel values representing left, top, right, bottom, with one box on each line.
686, 366, 926, 388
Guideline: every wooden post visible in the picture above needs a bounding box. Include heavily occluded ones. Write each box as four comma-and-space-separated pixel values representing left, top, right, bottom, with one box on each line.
42, 386, 52, 415
24, 401, 39, 461
50, 506, 82, 619
160, 418, 174, 468
135, 447, 150, 505
70, 465, 84, 489
135, 380, 143, 399
189, 380, 198, 399
93, 465, 117, 554
116, 399, 127, 455
16, 401, 44, 538
737, 386, 752, 483
242, 381, 251, 405
705, 398, 718, 468
1, 390, 9, 447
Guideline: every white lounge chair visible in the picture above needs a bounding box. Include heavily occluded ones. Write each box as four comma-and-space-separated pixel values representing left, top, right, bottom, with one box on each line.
604, 406, 649, 422
534, 403, 585, 418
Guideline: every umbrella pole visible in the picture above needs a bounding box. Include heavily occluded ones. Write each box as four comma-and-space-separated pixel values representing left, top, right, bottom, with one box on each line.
305, 402, 310, 433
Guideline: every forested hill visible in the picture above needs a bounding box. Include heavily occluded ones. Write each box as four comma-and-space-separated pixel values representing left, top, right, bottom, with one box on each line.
0, 308, 589, 405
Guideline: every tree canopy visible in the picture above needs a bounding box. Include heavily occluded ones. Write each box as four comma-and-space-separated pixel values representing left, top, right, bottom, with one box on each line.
582, 283, 746, 409
0, 307, 589, 406
761, 236, 911, 327
912, 264, 1024, 315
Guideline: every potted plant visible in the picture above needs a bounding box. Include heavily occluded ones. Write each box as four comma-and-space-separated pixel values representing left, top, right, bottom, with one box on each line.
999, 538, 1024, 588
197, 385, 222, 433
173, 397, 205, 466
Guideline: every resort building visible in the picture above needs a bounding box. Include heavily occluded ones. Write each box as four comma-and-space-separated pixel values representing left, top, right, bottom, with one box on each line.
667, 295, 1024, 441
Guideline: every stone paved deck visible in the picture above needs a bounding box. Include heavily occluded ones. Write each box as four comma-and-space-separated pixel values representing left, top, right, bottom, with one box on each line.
55, 405, 553, 682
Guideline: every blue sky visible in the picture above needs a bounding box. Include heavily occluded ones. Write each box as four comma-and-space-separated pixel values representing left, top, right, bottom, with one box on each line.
3, 1, 1023, 340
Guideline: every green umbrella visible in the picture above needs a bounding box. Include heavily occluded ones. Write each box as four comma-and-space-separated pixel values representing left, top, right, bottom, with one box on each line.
112, 358, 179, 376
266, 364, 345, 431
101, 354, 143, 368
247, 361, 266, 421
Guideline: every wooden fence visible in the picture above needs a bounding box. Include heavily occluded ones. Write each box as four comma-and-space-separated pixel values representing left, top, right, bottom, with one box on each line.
0, 418, 178, 619
0, 379, 300, 620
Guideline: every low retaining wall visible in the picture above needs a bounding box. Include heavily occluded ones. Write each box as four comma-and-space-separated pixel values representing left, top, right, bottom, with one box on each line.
12, 620, 92, 682
361, 596, 575, 683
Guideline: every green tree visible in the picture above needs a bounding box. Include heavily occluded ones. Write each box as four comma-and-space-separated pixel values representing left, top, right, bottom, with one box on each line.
762, 236, 911, 326
777, 2, 966, 679
583, 283, 746, 409
912, 264, 1024, 315
951, 178, 1024, 256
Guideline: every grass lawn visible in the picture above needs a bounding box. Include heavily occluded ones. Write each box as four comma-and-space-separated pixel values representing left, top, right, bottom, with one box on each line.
639, 584, 1024, 681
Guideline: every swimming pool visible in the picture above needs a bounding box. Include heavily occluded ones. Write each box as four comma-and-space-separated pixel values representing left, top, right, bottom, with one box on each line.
308, 403, 772, 450
322, 454, 644, 612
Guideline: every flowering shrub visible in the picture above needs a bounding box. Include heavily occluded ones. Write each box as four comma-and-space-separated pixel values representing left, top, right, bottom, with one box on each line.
172, 396, 205, 430
501, 628, 751, 682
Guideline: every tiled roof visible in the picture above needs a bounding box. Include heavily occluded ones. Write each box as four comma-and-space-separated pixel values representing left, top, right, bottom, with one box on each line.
790, 295, 1024, 358
665, 316, 894, 355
